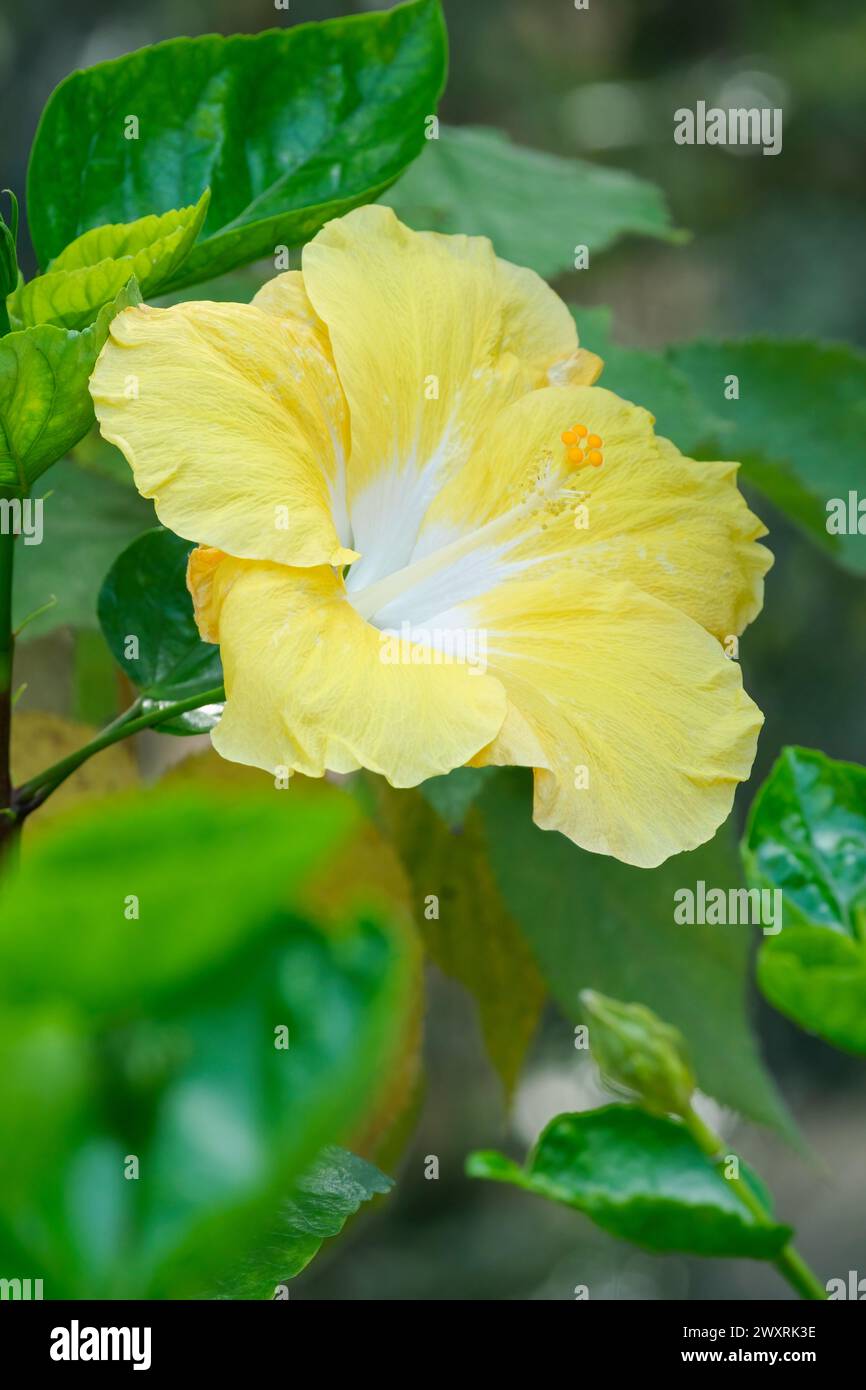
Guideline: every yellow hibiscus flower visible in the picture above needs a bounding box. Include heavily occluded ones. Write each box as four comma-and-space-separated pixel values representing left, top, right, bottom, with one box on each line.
89, 205, 771, 868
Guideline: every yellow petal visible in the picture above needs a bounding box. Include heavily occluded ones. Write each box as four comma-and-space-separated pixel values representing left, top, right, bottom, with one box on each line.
251, 269, 333, 359
465, 573, 763, 867
90, 300, 357, 568
302, 205, 584, 588
187, 544, 229, 643
193, 554, 507, 787
651, 435, 772, 637
405, 383, 770, 642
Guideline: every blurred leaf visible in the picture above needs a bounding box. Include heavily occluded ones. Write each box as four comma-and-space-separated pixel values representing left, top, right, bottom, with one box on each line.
0, 280, 140, 492
467, 1105, 791, 1259
743, 746, 866, 1053
11, 711, 138, 825
667, 339, 866, 575
28, 1, 448, 290
216, 1146, 392, 1299
165, 752, 426, 1163
382, 126, 680, 277
10, 194, 209, 331
379, 781, 545, 1099
575, 317, 866, 575
478, 770, 791, 1133
72, 628, 122, 728
72, 425, 138, 485
0, 189, 19, 300
419, 765, 496, 829
13, 460, 153, 641
162, 751, 415, 928
0, 785, 360, 1015
574, 307, 717, 452
98, 528, 224, 734
154, 265, 270, 310
0, 785, 411, 1297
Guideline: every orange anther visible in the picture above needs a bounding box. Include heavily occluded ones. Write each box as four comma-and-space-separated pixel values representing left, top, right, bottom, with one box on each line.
567, 447, 585, 466
573, 423, 588, 438
587, 434, 602, 449
561, 429, 576, 445
586, 449, 603, 467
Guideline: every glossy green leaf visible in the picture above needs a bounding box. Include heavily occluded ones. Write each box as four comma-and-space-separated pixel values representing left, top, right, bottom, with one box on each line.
382, 126, 679, 277
743, 747, 866, 1053
13, 460, 153, 641
216, 1146, 392, 1299
744, 747, 866, 935
10, 194, 210, 331
478, 770, 791, 1133
467, 1105, 791, 1259
98, 527, 224, 734
28, 1, 448, 291
0, 785, 411, 1297
0, 280, 140, 491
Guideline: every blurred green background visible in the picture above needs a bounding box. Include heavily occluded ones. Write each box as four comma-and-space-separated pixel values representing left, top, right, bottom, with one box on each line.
1, 0, 864, 1299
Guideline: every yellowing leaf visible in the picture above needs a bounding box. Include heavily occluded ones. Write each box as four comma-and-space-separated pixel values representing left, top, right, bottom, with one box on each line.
379, 781, 546, 1100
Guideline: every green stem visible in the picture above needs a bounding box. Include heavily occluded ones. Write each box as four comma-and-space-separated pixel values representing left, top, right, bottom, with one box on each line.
15, 685, 225, 813
684, 1107, 827, 1301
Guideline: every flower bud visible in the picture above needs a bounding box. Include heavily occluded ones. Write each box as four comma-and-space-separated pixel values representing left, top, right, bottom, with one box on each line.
580, 989, 696, 1117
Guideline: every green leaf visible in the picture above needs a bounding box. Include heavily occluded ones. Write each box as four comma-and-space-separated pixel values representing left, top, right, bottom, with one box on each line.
10, 194, 210, 330
757, 929, 866, 1056
11, 259, 146, 332
98, 527, 223, 734
467, 1105, 791, 1259
0, 280, 140, 492
743, 747, 866, 935
666, 339, 866, 575
478, 770, 792, 1133
27, 1, 448, 291
0, 785, 411, 1297
378, 781, 545, 1099
743, 746, 866, 1053
382, 126, 680, 278
47, 194, 210, 285
216, 1146, 392, 1299
13, 460, 153, 641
